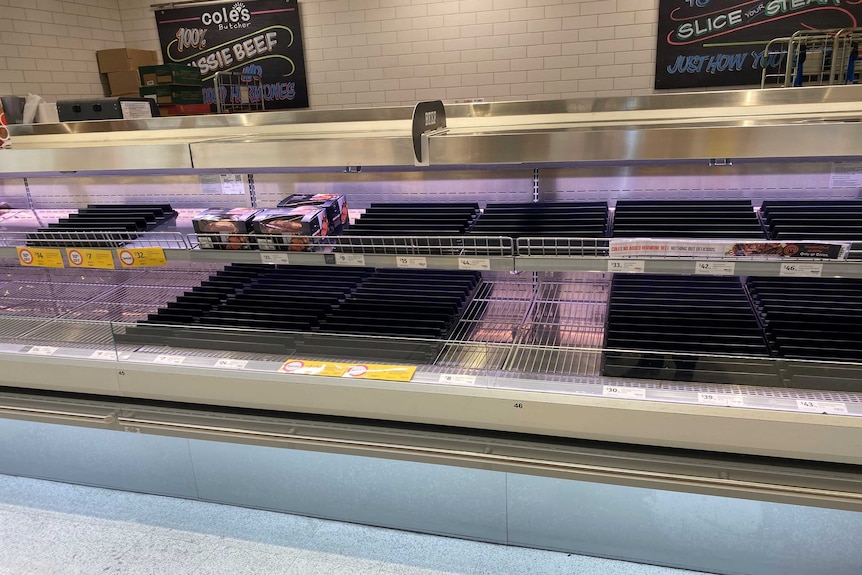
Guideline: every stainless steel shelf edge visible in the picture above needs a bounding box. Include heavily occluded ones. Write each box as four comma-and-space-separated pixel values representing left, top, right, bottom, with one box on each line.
114, 415, 862, 513
429, 122, 862, 167
1, 385, 860, 513
190, 137, 418, 170
514, 256, 862, 278
0, 392, 116, 428
0, 354, 122, 396
181, 249, 515, 270
4, 247, 853, 278
102, 361, 862, 466
0, 144, 194, 175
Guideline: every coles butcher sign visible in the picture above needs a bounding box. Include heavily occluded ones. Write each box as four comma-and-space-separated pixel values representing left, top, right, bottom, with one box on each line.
155, 0, 308, 109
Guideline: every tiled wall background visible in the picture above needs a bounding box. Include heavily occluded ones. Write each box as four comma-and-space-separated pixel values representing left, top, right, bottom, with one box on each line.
1, 0, 660, 107
0, 0, 127, 100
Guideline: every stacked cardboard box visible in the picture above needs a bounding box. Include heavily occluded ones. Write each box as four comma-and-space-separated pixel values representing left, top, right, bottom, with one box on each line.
139, 64, 204, 106
96, 49, 159, 97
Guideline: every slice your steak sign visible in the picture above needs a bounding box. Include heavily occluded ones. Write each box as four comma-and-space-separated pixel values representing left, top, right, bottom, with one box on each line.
155, 0, 309, 109
655, 0, 862, 89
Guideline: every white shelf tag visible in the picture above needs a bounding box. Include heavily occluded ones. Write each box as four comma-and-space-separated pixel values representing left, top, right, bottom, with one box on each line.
458, 258, 491, 271
602, 385, 646, 399
89, 350, 117, 360
695, 261, 736, 275
214, 358, 248, 370
154, 354, 185, 365
260, 253, 290, 265
336, 254, 366, 266
698, 392, 745, 407
608, 260, 645, 274
780, 262, 823, 277
28, 346, 58, 356
438, 373, 477, 386
397, 256, 428, 269
796, 400, 848, 415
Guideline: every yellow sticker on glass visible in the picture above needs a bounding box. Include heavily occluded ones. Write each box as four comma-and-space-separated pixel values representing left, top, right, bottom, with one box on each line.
66, 248, 115, 269
17, 247, 64, 268
116, 247, 167, 268
280, 359, 349, 377
341, 363, 416, 382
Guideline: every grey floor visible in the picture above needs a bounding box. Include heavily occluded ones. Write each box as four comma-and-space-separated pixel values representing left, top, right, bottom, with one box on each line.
0, 474, 708, 575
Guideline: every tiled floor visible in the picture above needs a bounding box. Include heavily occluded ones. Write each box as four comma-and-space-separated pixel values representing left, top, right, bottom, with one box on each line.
0, 474, 708, 575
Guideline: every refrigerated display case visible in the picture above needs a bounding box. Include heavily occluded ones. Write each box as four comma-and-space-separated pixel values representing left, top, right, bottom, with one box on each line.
0, 87, 861, 574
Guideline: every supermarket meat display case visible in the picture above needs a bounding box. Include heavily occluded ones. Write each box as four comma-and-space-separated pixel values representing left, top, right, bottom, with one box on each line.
1, 87, 862, 575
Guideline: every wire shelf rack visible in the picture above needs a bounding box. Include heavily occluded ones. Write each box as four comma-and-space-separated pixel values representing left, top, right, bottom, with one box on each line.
517, 237, 610, 257
0, 265, 859, 408
0, 264, 217, 323
0, 230, 189, 249
187, 233, 515, 257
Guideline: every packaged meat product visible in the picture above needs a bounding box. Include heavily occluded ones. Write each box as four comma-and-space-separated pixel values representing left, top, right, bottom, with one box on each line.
277, 194, 349, 229
251, 206, 328, 251
192, 208, 259, 250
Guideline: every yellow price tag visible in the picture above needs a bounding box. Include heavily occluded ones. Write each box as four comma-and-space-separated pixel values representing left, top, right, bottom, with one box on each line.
17, 247, 64, 268
342, 363, 416, 382
66, 248, 115, 269
281, 359, 349, 377
116, 247, 168, 268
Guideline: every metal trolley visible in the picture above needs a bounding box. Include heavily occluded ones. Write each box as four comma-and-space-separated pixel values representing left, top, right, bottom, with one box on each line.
762, 27, 862, 88
212, 71, 266, 114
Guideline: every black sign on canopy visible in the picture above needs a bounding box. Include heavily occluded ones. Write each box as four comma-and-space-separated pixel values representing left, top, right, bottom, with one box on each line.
655, 0, 862, 89
155, 0, 308, 109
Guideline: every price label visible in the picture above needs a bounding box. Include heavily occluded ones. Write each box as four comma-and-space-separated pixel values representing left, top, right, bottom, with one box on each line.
66, 248, 115, 269
17, 247, 64, 268
780, 262, 823, 277
117, 248, 168, 268
335, 254, 366, 266
89, 350, 117, 360
397, 256, 428, 269
27, 346, 58, 356
281, 359, 348, 377
342, 363, 417, 382
458, 258, 491, 271
214, 358, 248, 370
695, 261, 736, 276
608, 260, 645, 274
260, 253, 290, 265
698, 392, 745, 407
438, 373, 477, 386
153, 354, 185, 365
796, 399, 848, 415
602, 385, 646, 399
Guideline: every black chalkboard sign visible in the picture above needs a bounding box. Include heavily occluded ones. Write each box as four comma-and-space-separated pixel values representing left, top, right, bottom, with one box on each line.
155, 0, 308, 109
655, 0, 862, 89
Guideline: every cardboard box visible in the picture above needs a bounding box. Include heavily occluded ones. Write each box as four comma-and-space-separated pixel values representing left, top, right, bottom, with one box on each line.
97, 49, 158, 73
252, 206, 328, 251
140, 64, 202, 87
107, 70, 141, 96
192, 208, 259, 250
140, 85, 203, 105
278, 194, 349, 230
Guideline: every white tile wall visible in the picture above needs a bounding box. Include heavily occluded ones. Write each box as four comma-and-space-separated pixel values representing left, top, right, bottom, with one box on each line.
1, 0, 661, 106
0, 0, 126, 100
305, 0, 660, 107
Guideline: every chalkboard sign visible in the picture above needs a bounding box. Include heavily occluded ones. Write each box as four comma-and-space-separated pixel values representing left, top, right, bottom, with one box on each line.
155, 0, 308, 109
655, 0, 862, 89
